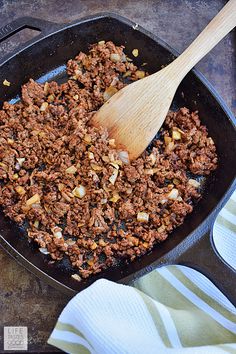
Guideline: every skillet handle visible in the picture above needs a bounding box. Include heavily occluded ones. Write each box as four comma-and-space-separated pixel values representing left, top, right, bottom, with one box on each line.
175, 226, 236, 307
0, 17, 61, 62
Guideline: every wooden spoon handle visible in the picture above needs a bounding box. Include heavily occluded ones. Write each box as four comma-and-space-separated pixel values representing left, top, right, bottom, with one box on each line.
168, 0, 236, 80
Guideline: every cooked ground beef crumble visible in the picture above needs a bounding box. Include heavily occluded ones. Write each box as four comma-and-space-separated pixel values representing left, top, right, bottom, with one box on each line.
0, 41, 217, 279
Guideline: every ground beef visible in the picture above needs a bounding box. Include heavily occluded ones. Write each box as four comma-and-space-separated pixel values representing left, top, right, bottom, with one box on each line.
0, 41, 218, 279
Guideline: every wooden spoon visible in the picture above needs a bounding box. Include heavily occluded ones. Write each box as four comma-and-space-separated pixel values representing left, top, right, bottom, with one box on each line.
92, 0, 236, 160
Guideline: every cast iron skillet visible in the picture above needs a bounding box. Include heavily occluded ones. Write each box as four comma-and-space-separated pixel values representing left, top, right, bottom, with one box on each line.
0, 14, 235, 304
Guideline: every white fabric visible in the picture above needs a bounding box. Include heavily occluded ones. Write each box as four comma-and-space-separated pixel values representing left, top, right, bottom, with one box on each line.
60, 280, 165, 354
49, 276, 236, 353
48, 190, 236, 353
180, 265, 236, 313
213, 211, 236, 270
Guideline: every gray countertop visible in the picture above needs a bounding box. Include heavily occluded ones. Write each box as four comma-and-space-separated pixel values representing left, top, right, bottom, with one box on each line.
0, 0, 235, 352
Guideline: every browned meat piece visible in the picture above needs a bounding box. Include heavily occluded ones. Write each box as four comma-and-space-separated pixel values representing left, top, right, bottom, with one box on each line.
21, 79, 46, 106
0, 41, 217, 279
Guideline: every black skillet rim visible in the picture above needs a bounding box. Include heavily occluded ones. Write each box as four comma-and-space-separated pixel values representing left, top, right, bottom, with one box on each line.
0, 12, 235, 296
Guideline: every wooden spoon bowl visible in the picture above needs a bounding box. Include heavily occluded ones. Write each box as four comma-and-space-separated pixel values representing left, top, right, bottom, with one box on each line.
92, 0, 236, 160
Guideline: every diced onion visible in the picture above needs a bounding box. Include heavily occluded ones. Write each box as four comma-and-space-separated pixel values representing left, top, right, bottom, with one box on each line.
72, 185, 86, 198
26, 193, 40, 206
84, 134, 91, 143
109, 192, 120, 203
91, 163, 103, 171
132, 49, 139, 57
88, 152, 94, 159
177, 196, 183, 201
12, 173, 19, 180
188, 179, 200, 188
54, 231, 62, 238
16, 157, 25, 166
121, 53, 127, 62
65, 165, 77, 174
33, 220, 39, 228
39, 131, 46, 137
71, 274, 82, 281
66, 239, 76, 246
103, 184, 111, 193
48, 94, 55, 102
135, 70, 145, 79
208, 137, 214, 145
103, 86, 118, 101
123, 70, 131, 78
31, 130, 40, 136
110, 162, 119, 170
160, 198, 168, 204
118, 150, 130, 164
39, 247, 50, 255
78, 222, 85, 227
98, 40, 105, 45
3, 79, 10, 86
102, 155, 110, 163
99, 239, 107, 247
167, 188, 179, 200
110, 53, 121, 62
109, 139, 116, 147
52, 227, 63, 238
173, 178, 180, 185
44, 82, 49, 94
172, 130, 181, 140
144, 169, 158, 175
87, 259, 94, 266
109, 168, 118, 185
113, 159, 123, 166
137, 212, 149, 222
149, 153, 156, 165
40, 102, 48, 111
165, 141, 175, 153
0, 162, 7, 169
90, 242, 97, 250
164, 136, 172, 145
15, 186, 26, 195
101, 198, 107, 204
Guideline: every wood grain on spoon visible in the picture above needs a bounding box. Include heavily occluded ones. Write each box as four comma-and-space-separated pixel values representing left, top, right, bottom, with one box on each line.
92, 0, 236, 160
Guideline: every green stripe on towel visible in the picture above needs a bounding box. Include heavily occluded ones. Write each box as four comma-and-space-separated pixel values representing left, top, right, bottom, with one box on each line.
135, 288, 172, 347
169, 266, 235, 320
134, 269, 236, 347
225, 199, 236, 215
217, 215, 236, 233
55, 322, 87, 340
48, 338, 91, 354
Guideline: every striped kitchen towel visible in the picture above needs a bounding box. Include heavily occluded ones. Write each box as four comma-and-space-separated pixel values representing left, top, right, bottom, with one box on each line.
48, 191, 236, 354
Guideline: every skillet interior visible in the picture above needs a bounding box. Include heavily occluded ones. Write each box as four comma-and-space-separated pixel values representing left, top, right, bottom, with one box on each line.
0, 15, 235, 293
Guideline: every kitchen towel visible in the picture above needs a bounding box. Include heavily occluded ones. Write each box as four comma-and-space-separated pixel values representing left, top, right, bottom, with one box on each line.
48, 191, 236, 354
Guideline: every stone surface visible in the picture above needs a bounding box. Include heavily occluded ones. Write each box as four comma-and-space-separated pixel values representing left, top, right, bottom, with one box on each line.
0, 0, 235, 352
